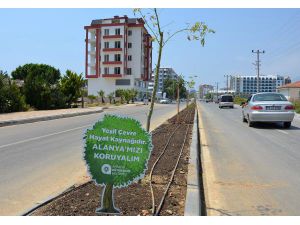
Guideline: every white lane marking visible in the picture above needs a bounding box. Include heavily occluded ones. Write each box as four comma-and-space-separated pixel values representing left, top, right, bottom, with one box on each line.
276, 129, 289, 135
0, 104, 182, 150
0, 124, 91, 150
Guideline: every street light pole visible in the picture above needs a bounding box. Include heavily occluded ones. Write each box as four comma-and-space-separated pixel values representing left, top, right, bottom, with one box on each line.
215, 82, 219, 101
224, 75, 231, 93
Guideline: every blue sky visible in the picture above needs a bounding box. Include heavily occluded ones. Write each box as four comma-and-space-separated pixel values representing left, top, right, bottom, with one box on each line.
1, 8, 300, 89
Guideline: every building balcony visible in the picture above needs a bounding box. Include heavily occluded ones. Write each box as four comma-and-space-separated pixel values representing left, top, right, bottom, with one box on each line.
102, 61, 122, 65
88, 63, 96, 67
103, 35, 123, 39
103, 48, 122, 52
88, 50, 96, 55
102, 74, 122, 78
87, 38, 96, 43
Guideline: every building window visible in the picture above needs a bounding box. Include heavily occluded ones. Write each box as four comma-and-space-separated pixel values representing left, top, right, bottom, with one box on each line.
104, 67, 109, 74
115, 41, 121, 48
128, 55, 132, 61
104, 29, 109, 36
128, 42, 132, 48
128, 30, 132, 36
127, 68, 132, 75
114, 67, 121, 74
115, 28, 121, 35
114, 54, 121, 62
104, 55, 109, 62
104, 42, 109, 49
116, 79, 130, 86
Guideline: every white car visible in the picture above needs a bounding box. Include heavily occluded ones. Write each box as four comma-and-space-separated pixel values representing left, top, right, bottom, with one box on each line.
242, 92, 295, 128
159, 98, 171, 104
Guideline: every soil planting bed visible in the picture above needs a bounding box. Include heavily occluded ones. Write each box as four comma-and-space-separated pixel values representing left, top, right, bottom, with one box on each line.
31, 104, 196, 216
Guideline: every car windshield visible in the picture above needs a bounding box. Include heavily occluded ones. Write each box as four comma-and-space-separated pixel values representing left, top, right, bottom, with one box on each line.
221, 96, 233, 102
253, 93, 287, 102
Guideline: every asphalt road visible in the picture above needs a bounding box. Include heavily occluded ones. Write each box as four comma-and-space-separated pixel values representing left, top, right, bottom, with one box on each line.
198, 101, 300, 215
0, 103, 184, 215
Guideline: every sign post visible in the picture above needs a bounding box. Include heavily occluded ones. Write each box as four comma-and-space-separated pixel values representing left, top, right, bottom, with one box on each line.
83, 114, 152, 214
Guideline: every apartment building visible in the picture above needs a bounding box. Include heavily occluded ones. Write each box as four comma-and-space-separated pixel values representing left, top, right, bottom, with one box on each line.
148, 67, 178, 97
230, 75, 291, 95
84, 16, 152, 97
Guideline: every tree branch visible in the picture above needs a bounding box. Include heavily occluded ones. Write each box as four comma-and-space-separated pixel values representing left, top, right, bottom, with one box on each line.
162, 28, 189, 48
154, 8, 162, 35
134, 9, 159, 43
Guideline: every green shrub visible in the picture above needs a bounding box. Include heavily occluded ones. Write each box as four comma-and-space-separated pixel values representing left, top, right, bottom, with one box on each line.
61, 70, 85, 107
234, 96, 247, 105
13, 64, 64, 110
0, 72, 28, 113
292, 100, 300, 114
87, 95, 97, 104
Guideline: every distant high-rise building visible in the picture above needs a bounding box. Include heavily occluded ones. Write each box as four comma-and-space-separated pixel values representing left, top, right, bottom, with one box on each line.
84, 16, 152, 97
148, 67, 178, 97
230, 75, 292, 95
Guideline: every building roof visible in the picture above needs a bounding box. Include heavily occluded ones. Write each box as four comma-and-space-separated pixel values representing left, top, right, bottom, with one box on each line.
278, 81, 300, 89
91, 16, 141, 25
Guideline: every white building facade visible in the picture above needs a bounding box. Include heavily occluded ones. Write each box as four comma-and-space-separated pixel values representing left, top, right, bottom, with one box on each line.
148, 67, 178, 98
84, 16, 152, 97
230, 75, 291, 95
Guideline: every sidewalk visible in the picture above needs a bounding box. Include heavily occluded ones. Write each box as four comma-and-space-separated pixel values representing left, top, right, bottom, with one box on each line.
0, 107, 105, 127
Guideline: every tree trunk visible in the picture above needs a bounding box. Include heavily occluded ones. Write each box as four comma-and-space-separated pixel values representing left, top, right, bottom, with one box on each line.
96, 183, 120, 214
186, 90, 189, 108
177, 84, 180, 123
146, 32, 164, 132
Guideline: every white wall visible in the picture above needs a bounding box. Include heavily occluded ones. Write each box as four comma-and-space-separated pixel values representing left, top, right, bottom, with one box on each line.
88, 78, 135, 96
127, 27, 142, 80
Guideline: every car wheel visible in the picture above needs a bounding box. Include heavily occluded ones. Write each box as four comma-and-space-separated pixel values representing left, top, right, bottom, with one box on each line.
247, 116, 254, 127
283, 122, 291, 129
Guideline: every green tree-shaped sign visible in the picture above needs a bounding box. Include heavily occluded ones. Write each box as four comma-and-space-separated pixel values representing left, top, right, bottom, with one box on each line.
83, 114, 152, 214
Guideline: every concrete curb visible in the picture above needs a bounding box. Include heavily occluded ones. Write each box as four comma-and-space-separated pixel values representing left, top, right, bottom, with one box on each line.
184, 108, 201, 216
0, 107, 107, 128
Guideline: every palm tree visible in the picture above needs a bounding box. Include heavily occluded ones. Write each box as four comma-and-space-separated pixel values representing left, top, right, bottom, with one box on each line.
98, 90, 105, 103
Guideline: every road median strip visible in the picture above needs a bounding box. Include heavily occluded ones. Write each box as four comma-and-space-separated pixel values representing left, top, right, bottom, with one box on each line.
184, 108, 202, 216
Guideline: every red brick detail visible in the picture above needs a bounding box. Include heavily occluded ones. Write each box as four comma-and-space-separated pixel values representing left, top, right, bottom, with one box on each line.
96, 29, 100, 77
128, 23, 144, 27
102, 74, 122, 78
85, 29, 88, 78
86, 74, 98, 78
84, 23, 124, 29
103, 61, 122, 65
103, 48, 122, 52
103, 35, 123, 39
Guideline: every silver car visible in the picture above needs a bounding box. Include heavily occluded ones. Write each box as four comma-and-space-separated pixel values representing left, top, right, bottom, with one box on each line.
219, 95, 234, 109
242, 93, 295, 128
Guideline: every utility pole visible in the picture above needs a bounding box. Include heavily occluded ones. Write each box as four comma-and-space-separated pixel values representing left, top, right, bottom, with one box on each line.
252, 50, 265, 93
215, 82, 219, 100
224, 75, 231, 93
